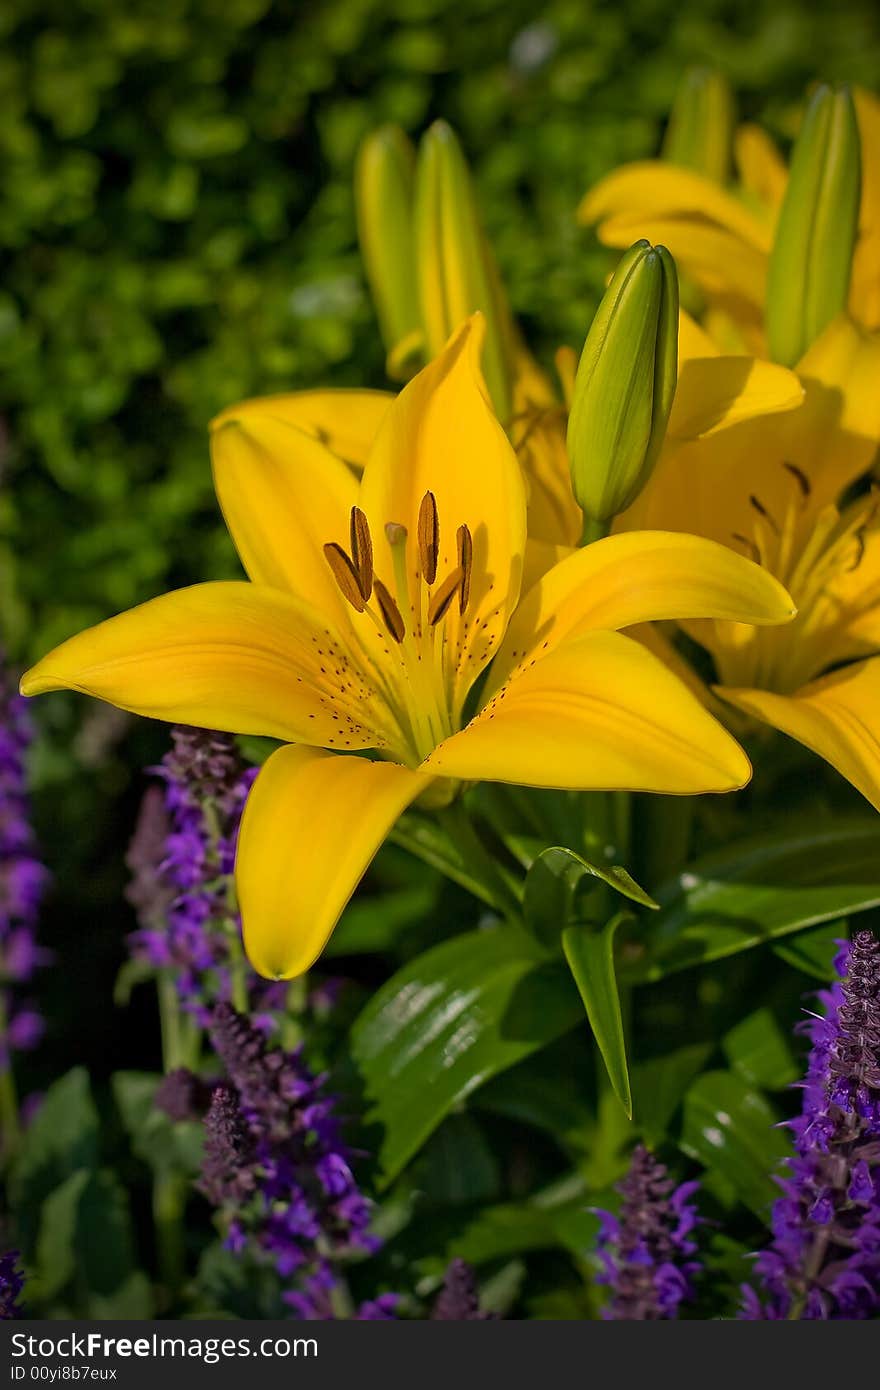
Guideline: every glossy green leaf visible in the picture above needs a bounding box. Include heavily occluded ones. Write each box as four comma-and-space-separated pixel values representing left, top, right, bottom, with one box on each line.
722, 1008, 798, 1090
524, 846, 656, 942
624, 820, 880, 982
562, 913, 633, 1118
680, 1070, 791, 1217
351, 924, 581, 1184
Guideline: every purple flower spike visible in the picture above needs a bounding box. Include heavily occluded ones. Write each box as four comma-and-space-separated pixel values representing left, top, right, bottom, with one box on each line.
431, 1259, 495, 1320
594, 1144, 703, 1319
125, 726, 282, 1020
0, 1250, 24, 1319
1, 652, 48, 1073
742, 930, 880, 1320
201, 1004, 396, 1320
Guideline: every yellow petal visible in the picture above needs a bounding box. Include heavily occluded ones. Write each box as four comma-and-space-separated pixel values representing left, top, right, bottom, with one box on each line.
237, 745, 430, 978
489, 531, 794, 691
211, 413, 357, 616
428, 630, 750, 793
677, 309, 720, 363
360, 315, 527, 710
793, 314, 880, 502
578, 161, 772, 250
211, 389, 393, 471
668, 354, 803, 439
717, 659, 880, 810
734, 123, 788, 214
851, 89, 880, 329
20, 583, 381, 749
595, 212, 768, 317
510, 405, 582, 547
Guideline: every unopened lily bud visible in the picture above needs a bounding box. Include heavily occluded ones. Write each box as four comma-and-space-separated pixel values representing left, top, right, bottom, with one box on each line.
766, 84, 861, 367
662, 67, 735, 185
567, 242, 679, 526
355, 125, 422, 378
414, 121, 515, 420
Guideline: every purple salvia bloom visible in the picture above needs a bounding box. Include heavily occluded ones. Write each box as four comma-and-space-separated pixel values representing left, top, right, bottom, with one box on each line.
125, 726, 282, 1021
0, 1250, 24, 1319
594, 1144, 703, 1319
431, 1258, 494, 1320
203, 1004, 394, 1319
1, 652, 49, 1072
742, 930, 880, 1319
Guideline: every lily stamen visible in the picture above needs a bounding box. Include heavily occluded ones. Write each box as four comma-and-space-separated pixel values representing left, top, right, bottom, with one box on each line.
428, 566, 465, 625
418, 491, 439, 584
350, 506, 374, 601
323, 542, 367, 612
372, 577, 406, 644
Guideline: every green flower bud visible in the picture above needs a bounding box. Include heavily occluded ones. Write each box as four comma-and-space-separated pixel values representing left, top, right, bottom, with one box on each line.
766, 84, 861, 368
414, 121, 515, 421
662, 67, 736, 185
355, 125, 422, 379
567, 242, 679, 527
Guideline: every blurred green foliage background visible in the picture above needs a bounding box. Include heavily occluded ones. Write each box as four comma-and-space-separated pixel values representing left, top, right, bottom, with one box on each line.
4, 0, 880, 662
3, 0, 880, 1102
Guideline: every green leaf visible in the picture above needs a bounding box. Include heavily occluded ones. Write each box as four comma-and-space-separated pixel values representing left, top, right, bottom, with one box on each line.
722, 1008, 799, 1090
626, 820, 880, 982
327, 884, 438, 957
351, 924, 581, 1184
475, 1043, 594, 1150
390, 814, 507, 911
35, 1168, 142, 1307
36, 1170, 90, 1299
631, 1041, 714, 1144
562, 914, 633, 1118
10, 1068, 99, 1256
410, 1113, 500, 1206
113, 1071, 204, 1176
772, 920, 844, 979
524, 846, 656, 941
680, 1070, 791, 1217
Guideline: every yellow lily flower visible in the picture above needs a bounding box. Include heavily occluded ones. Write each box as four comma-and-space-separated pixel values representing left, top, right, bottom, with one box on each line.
619, 312, 880, 809
21, 318, 795, 979
578, 86, 880, 348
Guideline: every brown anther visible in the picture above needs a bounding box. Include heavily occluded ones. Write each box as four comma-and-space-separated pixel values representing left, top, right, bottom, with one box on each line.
373, 578, 406, 643
418, 492, 439, 584
324, 543, 366, 612
731, 532, 760, 562
456, 524, 473, 614
350, 506, 373, 601
783, 461, 811, 499
428, 566, 465, 626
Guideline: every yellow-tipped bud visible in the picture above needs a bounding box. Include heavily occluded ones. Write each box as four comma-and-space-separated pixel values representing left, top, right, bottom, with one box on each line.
766, 84, 861, 368
662, 67, 736, 185
414, 121, 515, 421
355, 125, 422, 378
567, 242, 679, 527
